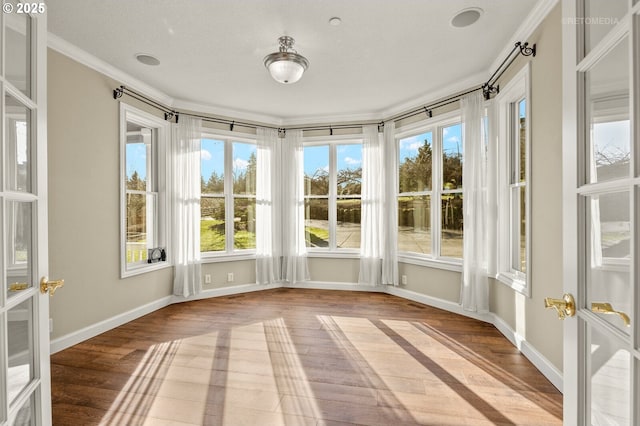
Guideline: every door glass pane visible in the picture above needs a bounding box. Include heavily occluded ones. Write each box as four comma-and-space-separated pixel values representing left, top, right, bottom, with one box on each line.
336, 198, 360, 249
441, 193, 463, 258
201, 197, 225, 252
305, 198, 328, 247
399, 132, 432, 192
5, 94, 32, 192
442, 124, 463, 190
5, 7, 31, 97
398, 195, 431, 254
11, 392, 35, 426
7, 299, 34, 405
6, 202, 32, 300
586, 192, 632, 334
584, 0, 627, 54
588, 324, 630, 425
586, 38, 630, 184
233, 197, 255, 249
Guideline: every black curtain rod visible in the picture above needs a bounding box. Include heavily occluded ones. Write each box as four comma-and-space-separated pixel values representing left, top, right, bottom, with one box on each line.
112, 40, 536, 134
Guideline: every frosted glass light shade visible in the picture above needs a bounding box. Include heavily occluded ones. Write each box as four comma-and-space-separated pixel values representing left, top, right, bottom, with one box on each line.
267, 58, 306, 84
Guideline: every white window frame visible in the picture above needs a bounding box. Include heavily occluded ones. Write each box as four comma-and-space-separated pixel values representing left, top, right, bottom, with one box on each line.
495, 63, 531, 296
119, 103, 171, 278
303, 134, 363, 256
395, 111, 463, 271
200, 129, 257, 260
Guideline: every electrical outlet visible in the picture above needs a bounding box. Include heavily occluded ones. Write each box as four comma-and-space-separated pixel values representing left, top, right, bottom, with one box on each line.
227, 272, 234, 282
401, 275, 407, 285
204, 274, 212, 284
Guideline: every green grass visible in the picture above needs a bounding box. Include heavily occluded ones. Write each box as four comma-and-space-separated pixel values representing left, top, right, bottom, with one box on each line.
305, 226, 329, 247
201, 219, 256, 251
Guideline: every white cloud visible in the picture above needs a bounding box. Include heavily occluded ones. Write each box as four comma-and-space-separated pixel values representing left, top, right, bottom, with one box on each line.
442, 128, 449, 137
344, 156, 361, 165
234, 158, 249, 170
322, 165, 329, 173
447, 136, 460, 143
201, 149, 212, 161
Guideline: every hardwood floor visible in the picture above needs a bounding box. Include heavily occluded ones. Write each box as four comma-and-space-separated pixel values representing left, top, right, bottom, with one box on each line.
51, 289, 562, 425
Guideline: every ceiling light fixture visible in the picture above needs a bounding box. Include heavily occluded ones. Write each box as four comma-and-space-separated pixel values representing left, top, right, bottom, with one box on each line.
451, 7, 483, 28
263, 36, 309, 84
135, 53, 160, 66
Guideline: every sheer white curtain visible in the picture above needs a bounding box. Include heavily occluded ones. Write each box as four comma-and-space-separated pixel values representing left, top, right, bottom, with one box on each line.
460, 92, 489, 312
281, 129, 309, 283
381, 122, 399, 286
358, 125, 383, 286
172, 116, 202, 297
256, 127, 282, 284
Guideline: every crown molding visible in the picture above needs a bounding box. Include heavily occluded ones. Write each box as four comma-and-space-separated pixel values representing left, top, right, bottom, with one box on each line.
487, 0, 560, 74
381, 71, 486, 119
172, 98, 284, 127
47, 32, 175, 107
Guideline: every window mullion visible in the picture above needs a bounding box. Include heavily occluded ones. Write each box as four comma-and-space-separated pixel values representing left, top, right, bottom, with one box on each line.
225, 139, 234, 253
329, 144, 337, 250
433, 126, 442, 258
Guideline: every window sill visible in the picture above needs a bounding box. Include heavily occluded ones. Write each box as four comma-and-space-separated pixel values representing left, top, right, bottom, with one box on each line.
496, 272, 530, 297
201, 251, 256, 263
306, 250, 360, 259
398, 254, 463, 272
121, 261, 172, 279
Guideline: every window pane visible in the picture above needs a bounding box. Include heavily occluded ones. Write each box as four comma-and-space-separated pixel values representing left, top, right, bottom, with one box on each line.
202, 139, 225, 194
201, 197, 226, 252
584, 0, 626, 54
234, 198, 256, 249
305, 198, 329, 247
442, 124, 463, 190
233, 142, 256, 195
398, 195, 431, 254
126, 193, 157, 263
441, 193, 463, 258
399, 132, 432, 192
518, 99, 526, 183
304, 145, 329, 196
510, 186, 527, 272
126, 128, 149, 191
5, 8, 31, 97
337, 198, 361, 249
6, 202, 33, 300
337, 144, 362, 195
5, 94, 31, 192
587, 38, 629, 183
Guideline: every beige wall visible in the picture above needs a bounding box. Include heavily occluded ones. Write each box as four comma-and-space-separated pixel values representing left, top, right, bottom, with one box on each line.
490, 4, 564, 370
47, 4, 563, 372
47, 50, 173, 340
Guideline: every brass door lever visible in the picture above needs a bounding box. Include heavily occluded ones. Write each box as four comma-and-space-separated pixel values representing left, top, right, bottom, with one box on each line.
544, 294, 576, 320
591, 302, 630, 327
9, 283, 28, 291
40, 276, 65, 296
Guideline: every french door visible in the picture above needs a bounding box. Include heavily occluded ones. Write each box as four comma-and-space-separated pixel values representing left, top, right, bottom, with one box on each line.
562, 0, 639, 424
0, 2, 52, 425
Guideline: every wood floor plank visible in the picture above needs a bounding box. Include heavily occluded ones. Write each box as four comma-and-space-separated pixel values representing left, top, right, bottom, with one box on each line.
51, 288, 562, 425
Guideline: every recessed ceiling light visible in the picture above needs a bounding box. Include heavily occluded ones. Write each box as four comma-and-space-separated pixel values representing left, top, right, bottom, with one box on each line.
135, 53, 160, 66
329, 17, 342, 26
451, 8, 483, 28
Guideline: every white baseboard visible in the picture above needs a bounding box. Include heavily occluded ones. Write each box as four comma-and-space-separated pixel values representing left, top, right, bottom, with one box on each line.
50, 295, 173, 354
171, 282, 282, 304
491, 314, 563, 392
50, 280, 563, 392
286, 281, 384, 292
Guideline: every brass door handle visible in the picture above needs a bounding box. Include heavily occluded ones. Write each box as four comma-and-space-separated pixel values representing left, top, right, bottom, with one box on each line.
40, 276, 64, 296
544, 293, 576, 320
591, 302, 630, 327
9, 282, 28, 291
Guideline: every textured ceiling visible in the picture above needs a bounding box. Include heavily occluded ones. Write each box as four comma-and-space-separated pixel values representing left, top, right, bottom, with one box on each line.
47, 0, 539, 123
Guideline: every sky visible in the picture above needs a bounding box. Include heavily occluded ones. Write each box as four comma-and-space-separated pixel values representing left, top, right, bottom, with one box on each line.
303, 144, 362, 177
200, 139, 256, 181
398, 123, 462, 164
